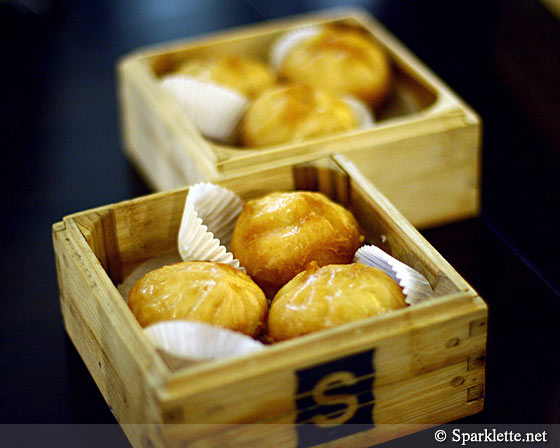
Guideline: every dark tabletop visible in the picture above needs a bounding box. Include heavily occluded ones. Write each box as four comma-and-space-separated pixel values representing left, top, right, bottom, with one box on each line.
1, 0, 559, 447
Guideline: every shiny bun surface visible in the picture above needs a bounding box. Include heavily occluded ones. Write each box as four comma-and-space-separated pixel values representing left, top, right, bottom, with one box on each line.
279, 26, 391, 108
240, 84, 357, 147
128, 261, 267, 337
268, 262, 406, 341
231, 191, 364, 295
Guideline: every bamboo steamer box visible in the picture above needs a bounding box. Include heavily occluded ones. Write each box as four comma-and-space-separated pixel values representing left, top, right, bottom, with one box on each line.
52, 155, 487, 448
117, 9, 481, 229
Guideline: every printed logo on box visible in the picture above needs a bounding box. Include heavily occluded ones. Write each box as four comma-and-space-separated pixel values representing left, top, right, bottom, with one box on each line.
295, 348, 375, 448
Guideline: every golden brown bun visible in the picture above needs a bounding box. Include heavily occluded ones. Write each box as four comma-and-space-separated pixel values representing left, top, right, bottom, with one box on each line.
175, 55, 276, 98
128, 261, 267, 337
231, 191, 364, 295
279, 25, 391, 108
240, 84, 358, 147
268, 262, 406, 341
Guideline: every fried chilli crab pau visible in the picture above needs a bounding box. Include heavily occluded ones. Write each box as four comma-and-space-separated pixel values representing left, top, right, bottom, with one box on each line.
240, 84, 359, 147
277, 25, 391, 108
175, 55, 276, 98
268, 262, 406, 341
230, 191, 364, 294
128, 261, 267, 337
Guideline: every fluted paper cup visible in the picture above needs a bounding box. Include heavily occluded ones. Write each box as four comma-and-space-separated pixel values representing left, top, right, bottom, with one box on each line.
178, 182, 244, 270
354, 245, 434, 305
145, 320, 264, 369
161, 74, 249, 143
270, 25, 321, 70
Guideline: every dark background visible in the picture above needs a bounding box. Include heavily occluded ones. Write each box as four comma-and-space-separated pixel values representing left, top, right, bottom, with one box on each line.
1, 0, 559, 446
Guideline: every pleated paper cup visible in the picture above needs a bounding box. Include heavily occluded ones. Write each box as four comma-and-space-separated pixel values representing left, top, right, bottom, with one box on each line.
178, 182, 244, 270
343, 95, 375, 129
269, 25, 322, 70
161, 74, 249, 143
354, 245, 434, 305
117, 252, 182, 301
144, 320, 265, 369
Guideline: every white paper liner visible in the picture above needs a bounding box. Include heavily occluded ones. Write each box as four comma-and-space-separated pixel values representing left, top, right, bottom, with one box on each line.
354, 245, 434, 305
161, 74, 249, 143
343, 95, 375, 129
178, 183, 244, 271
117, 252, 182, 301
145, 320, 264, 369
270, 25, 322, 70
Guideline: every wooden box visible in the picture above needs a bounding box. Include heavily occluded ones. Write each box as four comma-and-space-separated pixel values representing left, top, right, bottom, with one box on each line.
52, 155, 487, 448
117, 9, 481, 229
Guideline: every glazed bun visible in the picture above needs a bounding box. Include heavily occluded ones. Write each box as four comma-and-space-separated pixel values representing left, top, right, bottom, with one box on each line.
278, 25, 391, 108
268, 262, 406, 341
175, 55, 276, 98
240, 84, 358, 147
230, 191, 364, 295
128, 261, 267, 337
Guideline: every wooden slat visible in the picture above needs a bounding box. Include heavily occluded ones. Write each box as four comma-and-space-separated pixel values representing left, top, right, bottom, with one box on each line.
341, 123, 480, 228
52, 221, 169, 425
160, 360, 483, 447
208, 108, 469, 174
157, 293, 485, 423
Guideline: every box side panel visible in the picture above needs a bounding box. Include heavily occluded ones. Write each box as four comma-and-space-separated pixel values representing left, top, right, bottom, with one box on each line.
343, 121, 480, 228
177, 371, 481, 448
71, 210, 124, 283
118, 60, 213, 190
211, 110, 470, 174
52, 222, 169, 447
109, 189, 188, 272
158, 296, 486, 446
167, 361, 483, 448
